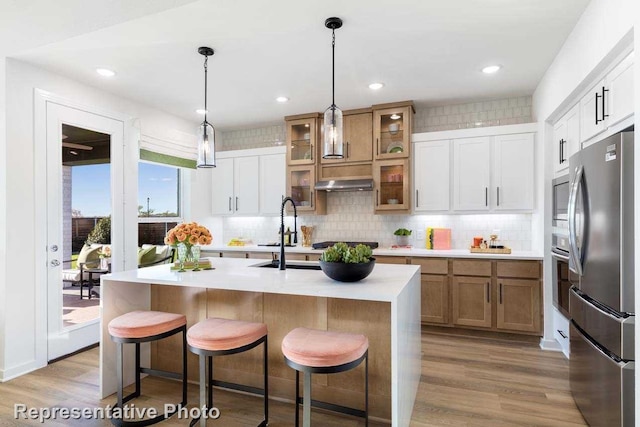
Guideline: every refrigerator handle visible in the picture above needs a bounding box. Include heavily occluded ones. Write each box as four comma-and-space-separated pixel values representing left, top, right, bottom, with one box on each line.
568, 165, 584, 276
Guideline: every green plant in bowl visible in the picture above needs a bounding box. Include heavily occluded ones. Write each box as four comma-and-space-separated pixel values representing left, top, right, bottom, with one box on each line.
393, 228, 412, 246
319, 243, 375, 282
393, 228, 412, 236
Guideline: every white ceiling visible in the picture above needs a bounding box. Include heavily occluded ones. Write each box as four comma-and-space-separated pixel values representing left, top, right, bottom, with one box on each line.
12, 0, 589, 130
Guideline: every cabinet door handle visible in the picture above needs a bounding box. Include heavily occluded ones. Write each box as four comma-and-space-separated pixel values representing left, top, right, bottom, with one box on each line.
228, 197, 232, 212
602, 86, 609, 120
310, 143, 313, 161
416, 189, 419, 208
485, 187, 488, 206
346, 141, 350, 158
499, 283, 503, 304
235, 197, 238, 211
376, 138, 379, 156
557, 330, 568, 339
486, 282, 490, 303
376, 189, 380, 206
497, 187, 500, 206
561, 139, 565, 163
595, 91, 601, 124
310, 191, 314, 207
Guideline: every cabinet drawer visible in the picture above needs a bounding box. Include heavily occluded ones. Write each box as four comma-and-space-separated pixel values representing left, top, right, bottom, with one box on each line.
221, 251, 248, 258
201, 251, 222, 258
452, 259, 491, 277
496, 261, 540, 279
375, 255, 408, 264
411, 258, 448, 275
247, 252, 273, 260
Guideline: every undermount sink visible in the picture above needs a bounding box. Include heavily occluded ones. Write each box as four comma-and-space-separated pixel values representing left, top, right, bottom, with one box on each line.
251, 260, 321, 270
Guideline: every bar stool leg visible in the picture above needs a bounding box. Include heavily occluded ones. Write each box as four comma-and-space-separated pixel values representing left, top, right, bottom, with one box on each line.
199, 355, 207, 427
295, 370, 300, 427
208, 356, 213, 410
116, 342, 123, 408
135, 343, 141, 398
183, 329, 188, 405
365, 353, 369, 427
264, 337, 269, 425
303, 371, 311, 427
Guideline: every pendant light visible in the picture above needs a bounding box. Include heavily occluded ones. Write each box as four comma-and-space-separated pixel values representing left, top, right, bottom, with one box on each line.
196, 46, 216, 168
322, 17, 344, 159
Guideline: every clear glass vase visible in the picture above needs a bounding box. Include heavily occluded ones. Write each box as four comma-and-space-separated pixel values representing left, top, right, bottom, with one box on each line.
177, 243, 189, 272
191, 245, 201, 271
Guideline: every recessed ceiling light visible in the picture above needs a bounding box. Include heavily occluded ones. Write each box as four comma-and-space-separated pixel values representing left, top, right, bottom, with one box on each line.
390, 114, 401, 120
305, 124, 310, 128
196, 109, 208, 115
276, 96, 289, 103
368, 82, 385, 90
96, 68, 116, 77
482, 65, 501, 74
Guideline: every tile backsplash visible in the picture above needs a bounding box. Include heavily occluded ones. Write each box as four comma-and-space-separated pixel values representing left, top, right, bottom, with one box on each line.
221, 192, 532, 250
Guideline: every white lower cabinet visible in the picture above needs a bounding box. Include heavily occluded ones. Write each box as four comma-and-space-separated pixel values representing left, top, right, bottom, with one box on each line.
413, 140, 450, 212
211, 147, 285, 216
553, 308, 570, 359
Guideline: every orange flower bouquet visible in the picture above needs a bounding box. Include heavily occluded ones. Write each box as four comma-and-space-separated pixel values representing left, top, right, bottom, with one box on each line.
165, 222, 212, 271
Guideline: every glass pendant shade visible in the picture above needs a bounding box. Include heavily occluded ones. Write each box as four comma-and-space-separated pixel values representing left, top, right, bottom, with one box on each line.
197, 121, 216, 168
322, 105, 343, 159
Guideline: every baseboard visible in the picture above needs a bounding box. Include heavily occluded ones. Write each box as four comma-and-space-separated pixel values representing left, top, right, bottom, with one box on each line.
0, 359, 43, 382
539, 338, 562, 352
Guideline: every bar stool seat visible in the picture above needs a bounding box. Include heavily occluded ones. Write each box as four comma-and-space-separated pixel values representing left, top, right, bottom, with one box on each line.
109, 310, 186, 339
187, 318, 268, 427
187, 317, 267, 351
108, 310, 188, 427
282, 327, 369, 427
282, 327, 368, 367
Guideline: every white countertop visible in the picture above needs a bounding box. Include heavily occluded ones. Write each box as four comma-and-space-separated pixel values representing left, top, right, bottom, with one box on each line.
201, 244, 543, 260
103, 257, 420, 303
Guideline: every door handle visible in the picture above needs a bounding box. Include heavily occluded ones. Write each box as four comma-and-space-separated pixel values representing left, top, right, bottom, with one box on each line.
499, 283, 503, 304
310, 191, 314, 207
50, 259, 60, 267
557, 330, 568, 339
602, 86, 609, 120
376, 189, 379, 206
568, 165, 584, 275
416, 190, 419, 208
486, 282, 490, 303
376, 138, 379, 156
485, 187, 488, 207
595, 91, 601, 124
235, 196, 238, 211
497, 187, 500, 206
346, 141, 350, 158
228, 197, 232, 212
310, 143, 313, 161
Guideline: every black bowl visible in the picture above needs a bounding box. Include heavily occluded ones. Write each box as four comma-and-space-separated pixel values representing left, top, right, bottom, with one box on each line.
319, 258, 376, 282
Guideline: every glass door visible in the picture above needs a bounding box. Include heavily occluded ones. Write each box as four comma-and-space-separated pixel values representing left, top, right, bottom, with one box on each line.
374, 159, 409, 211
287, 166, 315, 212
46, 103, 122, 361
287, 117, 316, 165
374, 106, 411, 160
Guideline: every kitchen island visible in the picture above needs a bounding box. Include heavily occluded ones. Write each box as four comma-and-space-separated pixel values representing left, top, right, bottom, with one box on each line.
100, 257, 421, 426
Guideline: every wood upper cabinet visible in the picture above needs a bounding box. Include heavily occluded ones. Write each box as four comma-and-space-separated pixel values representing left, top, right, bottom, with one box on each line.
286, 115, 320, 165
286, 165, 326, 214
321, 111, 372, 164
496, 278, 541, 333
422, 274, 449, 324
452, 276, 492, 328
374, 103, 414, 160
374, 158, 410, 212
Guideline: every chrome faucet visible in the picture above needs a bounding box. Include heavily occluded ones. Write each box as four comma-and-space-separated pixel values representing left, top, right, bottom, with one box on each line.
279, 197, 298, 270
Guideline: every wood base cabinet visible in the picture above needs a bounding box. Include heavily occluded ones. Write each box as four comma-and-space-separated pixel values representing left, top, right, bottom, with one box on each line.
452, 276, 491, 328
422, 275, 449, 324
496, 278, 541, 333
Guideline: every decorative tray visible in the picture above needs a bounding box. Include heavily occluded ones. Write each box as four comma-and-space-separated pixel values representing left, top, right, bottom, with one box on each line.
469, 247, 512, 254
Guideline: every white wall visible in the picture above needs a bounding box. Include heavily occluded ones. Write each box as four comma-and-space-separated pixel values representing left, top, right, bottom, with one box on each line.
635, 8, 640, 425
0, 57, 6, 371
1, 59, 196, 380
531, 0, 637, 353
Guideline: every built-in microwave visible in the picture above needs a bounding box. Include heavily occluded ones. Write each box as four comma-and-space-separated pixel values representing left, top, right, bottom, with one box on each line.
552, 174, 570, 226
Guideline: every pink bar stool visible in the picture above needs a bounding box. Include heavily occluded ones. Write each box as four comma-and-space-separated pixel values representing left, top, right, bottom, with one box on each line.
187, 318, 269, 427
282, 327, 369, 427
108, 310, 188, 426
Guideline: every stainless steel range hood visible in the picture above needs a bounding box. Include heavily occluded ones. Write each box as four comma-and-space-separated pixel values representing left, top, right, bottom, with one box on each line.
314, 179, 374, 192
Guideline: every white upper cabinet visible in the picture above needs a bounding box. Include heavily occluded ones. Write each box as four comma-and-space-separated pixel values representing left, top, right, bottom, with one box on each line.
580, 51, 634, 144
233, 156, 259, 215
259, 154, 286, 214
493, 133, 534, 210
211, 158, 235, 215
607, 51, 634, 127
552, 103, 580, 175
211, 147, 285, 216
413, 140, 450, 212
453, 137, 491, 211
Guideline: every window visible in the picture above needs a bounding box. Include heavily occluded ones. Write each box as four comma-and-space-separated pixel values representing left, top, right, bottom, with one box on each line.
138, 162, 181, 219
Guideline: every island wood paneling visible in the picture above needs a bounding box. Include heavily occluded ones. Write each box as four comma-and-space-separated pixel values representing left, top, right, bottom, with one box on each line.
150, 289, 392, 421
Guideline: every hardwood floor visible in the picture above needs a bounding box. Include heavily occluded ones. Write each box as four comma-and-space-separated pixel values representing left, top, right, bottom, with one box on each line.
0, 328, 586, 426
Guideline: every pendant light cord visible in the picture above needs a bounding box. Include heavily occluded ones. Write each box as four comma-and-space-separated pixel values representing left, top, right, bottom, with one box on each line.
203, 55, 209, 124
331, 28, 336, 126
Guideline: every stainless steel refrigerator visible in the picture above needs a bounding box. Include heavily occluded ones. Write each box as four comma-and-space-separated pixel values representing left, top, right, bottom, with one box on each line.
568, 129, 635, 426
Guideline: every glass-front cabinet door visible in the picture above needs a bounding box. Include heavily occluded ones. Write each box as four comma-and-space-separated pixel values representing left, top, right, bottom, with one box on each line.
287, 117, 317, 165
374, 159, 410, 212
374, 106, 412, 160
287, 165, 316, 212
